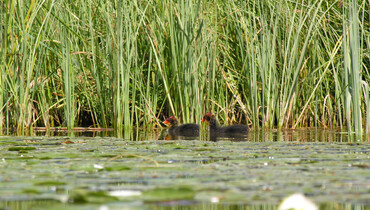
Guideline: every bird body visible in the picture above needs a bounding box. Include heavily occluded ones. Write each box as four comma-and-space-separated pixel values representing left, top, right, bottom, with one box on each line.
163, 116, 199, 137
201, 112, 248, 135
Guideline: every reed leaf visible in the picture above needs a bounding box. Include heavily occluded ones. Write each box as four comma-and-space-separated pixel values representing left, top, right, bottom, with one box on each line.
0, 0, 369, 135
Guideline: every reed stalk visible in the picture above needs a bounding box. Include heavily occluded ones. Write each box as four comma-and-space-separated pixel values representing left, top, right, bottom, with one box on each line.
342, 0, 368, 136
62, 30, 74, 129
0, 1, 9, 133
0, 0, 369, 135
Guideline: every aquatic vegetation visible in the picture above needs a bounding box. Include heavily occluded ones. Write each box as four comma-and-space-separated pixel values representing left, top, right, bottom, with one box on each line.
0, 131, 369, 208
0, 0, 369, 135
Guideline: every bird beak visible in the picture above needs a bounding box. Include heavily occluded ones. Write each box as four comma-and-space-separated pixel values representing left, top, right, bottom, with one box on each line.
163, 119, 170, 126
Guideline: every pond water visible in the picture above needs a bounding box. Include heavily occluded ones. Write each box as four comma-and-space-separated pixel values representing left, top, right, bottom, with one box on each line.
0, 129, 369, 210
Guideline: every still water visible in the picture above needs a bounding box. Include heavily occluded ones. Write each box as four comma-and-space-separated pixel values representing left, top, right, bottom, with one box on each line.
0, 128, 369, 209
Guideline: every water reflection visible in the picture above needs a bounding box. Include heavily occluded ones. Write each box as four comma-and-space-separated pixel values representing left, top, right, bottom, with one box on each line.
163, 134, 200, 141
122, 128, 362, 142
32, 128, 115, 137
0, 200, 368, 210
161, 128, 250, 141
208, 132, 249, 141
5, 127, 369, 142
249, 128, 352, 142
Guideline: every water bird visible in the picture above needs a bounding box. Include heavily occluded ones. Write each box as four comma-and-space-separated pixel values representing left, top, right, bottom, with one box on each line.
201, 112, 248, 135
163, 116, 199, 137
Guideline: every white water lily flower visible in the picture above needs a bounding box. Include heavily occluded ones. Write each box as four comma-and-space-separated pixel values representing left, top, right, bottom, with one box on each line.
278, 193, 318, 210
211, 197, 220, 203
108, 190, 142, 197
93, 164, 104, 169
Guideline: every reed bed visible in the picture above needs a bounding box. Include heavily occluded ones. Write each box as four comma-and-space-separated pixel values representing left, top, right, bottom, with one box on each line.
0, 0, 369, 135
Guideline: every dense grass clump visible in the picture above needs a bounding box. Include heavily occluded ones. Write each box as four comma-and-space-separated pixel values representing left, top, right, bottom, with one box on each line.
0, 0, 369, 135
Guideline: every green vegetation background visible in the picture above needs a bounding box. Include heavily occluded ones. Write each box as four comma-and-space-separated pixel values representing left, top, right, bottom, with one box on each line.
0, 0, 369, 134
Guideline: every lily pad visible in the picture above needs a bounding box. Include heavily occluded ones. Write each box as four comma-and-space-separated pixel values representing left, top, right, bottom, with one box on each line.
35, 181, 66, 186
8, 147, 36, 151
69, 189, 119, 203
104, 165, 131, 171
142, 187, 195, 202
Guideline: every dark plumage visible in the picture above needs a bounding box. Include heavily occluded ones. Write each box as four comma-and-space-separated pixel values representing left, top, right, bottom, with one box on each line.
163, 116, 199, 137
201, 112, 248, 135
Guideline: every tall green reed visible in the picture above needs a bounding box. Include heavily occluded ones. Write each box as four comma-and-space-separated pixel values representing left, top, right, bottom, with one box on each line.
342, 0, 369, 135
16, 0, 48, 133
0, 0, 369, 135
223, 0, 328, 128
0, 1, 10, 133
166, 0, 207, 123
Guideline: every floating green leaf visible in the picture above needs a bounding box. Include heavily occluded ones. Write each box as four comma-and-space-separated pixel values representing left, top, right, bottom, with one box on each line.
35, 181, 66, 186
8, 147, 36, 151
142, 187, 195, 202
69, 189, 119, 203
104, 165, 131, 171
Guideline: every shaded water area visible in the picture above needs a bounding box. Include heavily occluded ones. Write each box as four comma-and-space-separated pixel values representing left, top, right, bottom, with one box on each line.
0, 129, 369, 209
